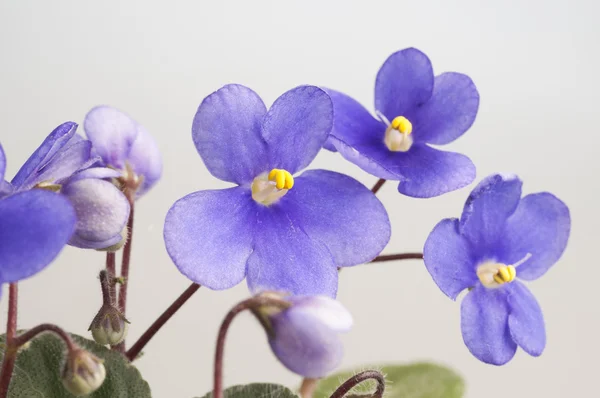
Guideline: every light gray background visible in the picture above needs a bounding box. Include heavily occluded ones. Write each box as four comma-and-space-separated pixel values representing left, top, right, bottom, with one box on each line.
0, 0, 598, 397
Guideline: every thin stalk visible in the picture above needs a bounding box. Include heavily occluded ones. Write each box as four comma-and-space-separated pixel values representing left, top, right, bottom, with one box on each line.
329, 370, 385, 398
0, 284, 19, 398
126, 283, 201, 361
299, 378, 319, 398
11, 324, 77, 352
371, 179, 386, 194
370, 252, 423, 263
115, 190, 135, 353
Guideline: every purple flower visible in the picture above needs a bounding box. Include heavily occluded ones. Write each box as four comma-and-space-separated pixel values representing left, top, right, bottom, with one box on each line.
0, 144, 76, 296
164, 85, 390, 297
4, 122, 130, 250
266, 295, 352, 377
83, 106, 162, 198
325, 48, 479, 198
423, 174, 570, 364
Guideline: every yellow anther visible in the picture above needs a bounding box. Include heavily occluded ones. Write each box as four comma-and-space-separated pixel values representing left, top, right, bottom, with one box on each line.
492, 265, 516, 285
268, 169, 294, 190
391, 116, 413, 135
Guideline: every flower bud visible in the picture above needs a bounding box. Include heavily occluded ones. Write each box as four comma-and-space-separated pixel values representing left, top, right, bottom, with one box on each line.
62, 349, 106, 396
89, 304, 130, 346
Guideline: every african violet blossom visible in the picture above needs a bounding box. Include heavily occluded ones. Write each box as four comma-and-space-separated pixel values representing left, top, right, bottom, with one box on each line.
262, 295, 352, 378
2, 122, 130, 249
423, 174, 570, 364
0, 143, 76, 298
164, 85, 390, 297
84, 105, 162, 198
325, 47, 479, 198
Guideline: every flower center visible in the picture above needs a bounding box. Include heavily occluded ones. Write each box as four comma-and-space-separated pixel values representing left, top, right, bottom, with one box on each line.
251, 168, 294, 206
476, 253, 531, 288
384, 116, 413, 152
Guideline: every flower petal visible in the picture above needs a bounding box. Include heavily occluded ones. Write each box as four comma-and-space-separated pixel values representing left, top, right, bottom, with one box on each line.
499, 193, 570, 280
284, 169, 390, 266
374, 48, 434, 122
423, 218, 478, 300
287, 296, 353, 332
127, 125, 162, 196
269, 307, 343, 378
192, 84, 268, 185
459, 174, 522, 257
461, 285, 517, 365
164, 187, 255, 290
0, 190, 75, 283
0, 143, 6, 181
412, 72, 480, 145
327, 136, 399, 180
262, 86, 332, 174
11, 122, 77, 188
507, 281, 546, 356
84, 106, 138, 169
246, 205, 338, 297
61, 179, 130, 249
393, 145, 476, 198
66, 167, 122, 183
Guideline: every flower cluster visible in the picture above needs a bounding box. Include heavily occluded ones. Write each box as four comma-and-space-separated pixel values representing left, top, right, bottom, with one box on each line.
0, 47, 570, 396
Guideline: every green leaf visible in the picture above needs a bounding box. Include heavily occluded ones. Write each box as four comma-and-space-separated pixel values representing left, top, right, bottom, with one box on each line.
0, 332, 151, 397
199, 383, 298, 398
313, 362, 465, 398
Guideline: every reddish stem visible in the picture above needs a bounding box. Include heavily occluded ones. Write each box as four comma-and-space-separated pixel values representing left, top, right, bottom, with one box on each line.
329, 370, 385, 398
370, 252, 424, 263
371, 178, 386, 194
0, 284, 18, 398
115, 191, 135, 353
11, 324, 77, 352
126, 283, 201, 361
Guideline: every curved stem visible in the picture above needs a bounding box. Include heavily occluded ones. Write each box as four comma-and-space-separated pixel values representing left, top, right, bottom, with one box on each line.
12, 324, 77, 352
213, 295, 289, 398
0, 284, 19, 398
371, 179, 386, 194
126, 283, 201, 361
329, 370, 385, 398
299, 378, 319, 398
370, 252, 423, 263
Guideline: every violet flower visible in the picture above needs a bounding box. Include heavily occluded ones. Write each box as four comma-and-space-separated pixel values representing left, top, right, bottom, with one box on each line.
325, 48, 479, 198
0, 143, 76, 297
266, 295, 352, 378
423, 174, 570, 364
164, 85, 390, 297
83, 105, 162, 198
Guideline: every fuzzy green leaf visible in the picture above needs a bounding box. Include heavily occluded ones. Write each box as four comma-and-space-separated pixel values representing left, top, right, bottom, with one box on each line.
313, 362, 465, 398
0, 332, 151, 397
199, 383, 297, 398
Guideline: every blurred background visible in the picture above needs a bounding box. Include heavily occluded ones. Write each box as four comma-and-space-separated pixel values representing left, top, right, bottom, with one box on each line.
0, 0, 597, 397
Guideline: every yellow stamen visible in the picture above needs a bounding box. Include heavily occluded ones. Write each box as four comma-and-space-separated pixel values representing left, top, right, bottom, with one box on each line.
492, 265, 517, 285
391, 116, 413, 135
268, 169, 294, 190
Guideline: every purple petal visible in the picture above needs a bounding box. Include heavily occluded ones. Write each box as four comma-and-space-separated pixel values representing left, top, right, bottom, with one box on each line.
374, 48, 434, 122
461, 285, 517, 365
66, 167, 123, 183
285, 169, 390, 266
327, 136, 399, 180
192, 84, 268, 185
0, 143, 6, 181
246, 205, 338, 297
507, 281, 546, 356
423, 218, 478, 300
61, 179, 130, 249
84, 106, 138, 169
412, 72, 480, 145
498, 193, 570, 280
164, 187, 255, 290
11, 122, 78, 188
459, 174, 522, 257
0, 190, 75, 283
287, 296, 353, 332
262, 86, 333, 174
269, 307, 344, 377
127, 125, 162, 196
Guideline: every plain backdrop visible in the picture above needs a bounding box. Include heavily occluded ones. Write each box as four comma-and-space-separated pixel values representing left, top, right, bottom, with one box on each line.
0, 1, 598, 397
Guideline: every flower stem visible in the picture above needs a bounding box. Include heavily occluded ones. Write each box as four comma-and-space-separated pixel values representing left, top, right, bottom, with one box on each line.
213, 295, 289, 398
126, 283, 201, 361
11, 324, 77, 352
299, 378, 319, 398
0, 284, 19, 398
115, 190, 135, 353
328, 370, 385, 398
371, 179, 386, 194
370, 252, 423, 263
99, 270, 113, 306
106, 251, 116, 279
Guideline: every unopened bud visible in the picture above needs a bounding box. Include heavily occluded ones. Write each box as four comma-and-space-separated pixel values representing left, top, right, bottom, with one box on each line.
89, 304, 129, 346
62, 349, 106, 396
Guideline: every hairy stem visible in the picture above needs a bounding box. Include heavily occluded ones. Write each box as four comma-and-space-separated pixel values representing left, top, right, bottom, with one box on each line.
329, 370, 385, 398
115, 190, 135, 353
299, 378, 319, 398
371, 179, 386, 194
99, 270, 114, 306
12, 324, 77, 352
126, 283, 201, 361
370, 252, 424, 263
0, 284, 19, 398
213, 295, 290, 398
